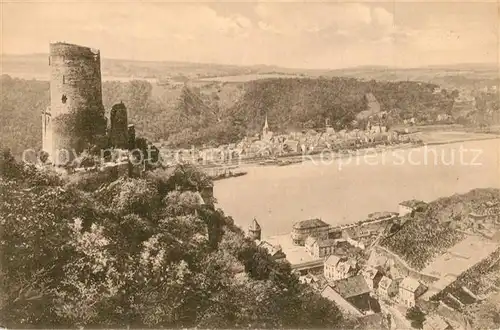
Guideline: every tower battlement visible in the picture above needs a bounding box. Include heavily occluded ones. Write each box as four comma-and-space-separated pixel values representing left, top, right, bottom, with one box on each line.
49, 42, 100, 58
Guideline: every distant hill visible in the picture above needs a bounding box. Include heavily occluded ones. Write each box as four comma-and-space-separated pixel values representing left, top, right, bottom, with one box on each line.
1, 53, 498, 89
6, 63, 500, 153
224, 78, 452, 136
322, 64, 499, 89
1, 53, 260, 81
1, 73, 458, 153
0, 75, 49, 156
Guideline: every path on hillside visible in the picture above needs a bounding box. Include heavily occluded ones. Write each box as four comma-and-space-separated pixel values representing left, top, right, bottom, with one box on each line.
380, 301, 412, 330
374, 245, 438, 280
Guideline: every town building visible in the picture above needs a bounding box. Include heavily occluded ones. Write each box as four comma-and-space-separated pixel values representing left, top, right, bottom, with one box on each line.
321, 285, 364, 317
434, 301, 471, 330
305, 237, 345, 258
265, 233, 324, 275
423, 314, 454, 330
398, 277, 428, 308
284, 139, 300, 153
324, 255, 358, 281
247, 218, 286, 261
468, 211, 488, 222
304, 236, 318, 253
332, 274, 372, 312
399, 200, 427, 217
257, 241, 286, 261
377, 276, 400, 300
485, 201, 499, 208
436, 114, 452, 122
367, 250, 395, 270
361, 266, 383, 291
291, 218, 330, 246
369, 124, 387, 134
345, 237, 366, 250
299, 273, 319, 285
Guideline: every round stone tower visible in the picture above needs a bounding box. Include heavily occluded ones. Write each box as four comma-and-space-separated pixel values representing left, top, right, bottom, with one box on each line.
248, 218, 262, 241
47, 42, 106, 165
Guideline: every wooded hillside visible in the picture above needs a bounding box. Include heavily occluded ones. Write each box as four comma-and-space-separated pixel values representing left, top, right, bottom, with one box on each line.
0, 75, 458, 153
0, 150, 343, 328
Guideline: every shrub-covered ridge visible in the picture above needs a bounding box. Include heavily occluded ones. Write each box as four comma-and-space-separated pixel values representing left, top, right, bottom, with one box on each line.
0, 149, 342, 328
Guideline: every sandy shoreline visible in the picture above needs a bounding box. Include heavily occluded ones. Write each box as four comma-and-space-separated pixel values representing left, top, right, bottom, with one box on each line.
231, 134, 500, 169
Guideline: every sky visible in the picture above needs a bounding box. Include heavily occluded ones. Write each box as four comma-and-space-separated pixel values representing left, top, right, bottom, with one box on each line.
1, 0, 499, 69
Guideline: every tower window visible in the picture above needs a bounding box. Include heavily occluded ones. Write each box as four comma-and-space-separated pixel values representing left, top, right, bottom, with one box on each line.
63, 75, 65, 84
61, 95, 67, 104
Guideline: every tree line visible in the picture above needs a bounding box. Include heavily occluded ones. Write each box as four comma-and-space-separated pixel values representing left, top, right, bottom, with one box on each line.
1, 74, 456, 155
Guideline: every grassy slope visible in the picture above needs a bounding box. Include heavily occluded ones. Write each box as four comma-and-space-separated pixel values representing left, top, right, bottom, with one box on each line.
381, 188, 500, 271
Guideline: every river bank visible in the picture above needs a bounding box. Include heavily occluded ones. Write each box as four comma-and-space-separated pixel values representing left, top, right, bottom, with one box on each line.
415, 130, 500, 146
214, 138, 500, 236
202, 131, 500, 170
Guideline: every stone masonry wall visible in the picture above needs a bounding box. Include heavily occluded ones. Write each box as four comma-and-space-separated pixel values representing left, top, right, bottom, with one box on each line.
110, 102, 129, 149
49, 42, 107, 165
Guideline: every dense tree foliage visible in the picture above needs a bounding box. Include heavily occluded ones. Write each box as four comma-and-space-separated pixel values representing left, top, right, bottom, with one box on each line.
0, 75, 49, 157
1, 74, 459, 154
405, 306, 426, 329
467, 294, 500, 329
0, 150, 342, 328
381, 188, 500, 270
474, 90, 500, 113
432, 246, 500, 320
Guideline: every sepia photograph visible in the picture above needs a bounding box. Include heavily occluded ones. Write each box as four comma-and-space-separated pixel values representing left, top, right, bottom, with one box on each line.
1, 0, 499, 329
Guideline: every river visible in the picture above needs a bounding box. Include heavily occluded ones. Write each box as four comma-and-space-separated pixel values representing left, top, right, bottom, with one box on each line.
214, 138, 500, 237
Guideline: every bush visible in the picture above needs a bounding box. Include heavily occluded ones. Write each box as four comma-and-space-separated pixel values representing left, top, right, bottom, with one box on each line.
0, 156, 343, 328
406, 306, 425, 329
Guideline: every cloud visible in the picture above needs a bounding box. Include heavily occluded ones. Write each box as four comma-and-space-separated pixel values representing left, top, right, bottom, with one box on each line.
1, 1, 497, 69
396, 12, 497, 55
2, 2, 255, 61
254, 3, 376, 36
372, 7, 394, 27
257, 21, 282, 35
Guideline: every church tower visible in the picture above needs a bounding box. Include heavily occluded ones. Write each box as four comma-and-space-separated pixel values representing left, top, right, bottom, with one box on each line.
248, 218, 262, 241
262, 115, 273, 141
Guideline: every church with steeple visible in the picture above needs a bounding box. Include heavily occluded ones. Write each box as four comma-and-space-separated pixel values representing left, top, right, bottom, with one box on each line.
261, 115, 273, 141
